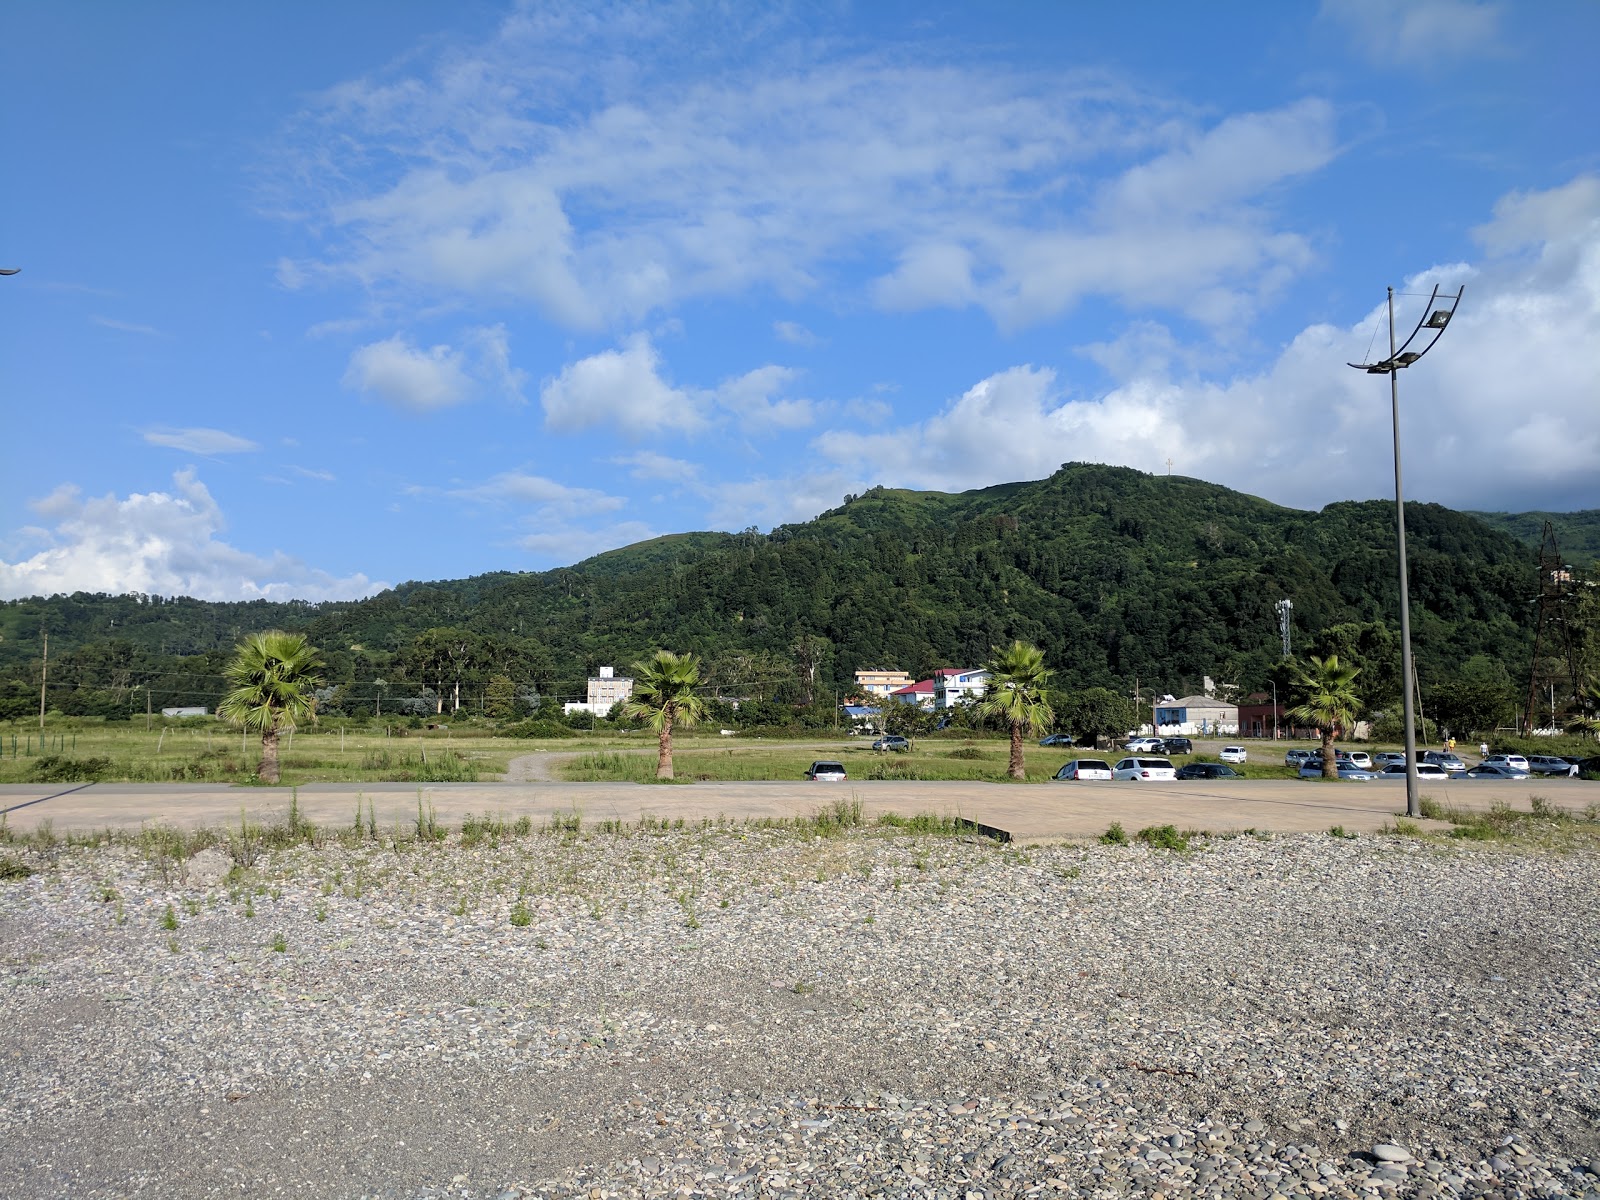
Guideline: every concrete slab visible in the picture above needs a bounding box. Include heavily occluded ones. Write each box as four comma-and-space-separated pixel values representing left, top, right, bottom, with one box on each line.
3, 777, 1595, 841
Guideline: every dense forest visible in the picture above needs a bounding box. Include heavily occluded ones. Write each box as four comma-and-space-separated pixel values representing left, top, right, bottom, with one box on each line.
1, 463, 1585, 727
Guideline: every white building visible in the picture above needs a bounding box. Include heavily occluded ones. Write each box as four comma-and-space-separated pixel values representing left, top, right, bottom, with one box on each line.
563, 666, 635, 717
1154, 694, 1239, 736
933, 668, 991, 710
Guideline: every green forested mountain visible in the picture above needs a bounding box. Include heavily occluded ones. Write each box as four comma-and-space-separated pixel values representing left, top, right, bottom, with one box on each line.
0, 464, 1552, 718
1466, 509, 1600, 566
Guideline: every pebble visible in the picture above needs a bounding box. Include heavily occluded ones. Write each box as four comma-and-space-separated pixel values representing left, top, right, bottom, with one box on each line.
1, 827, 1597, 1199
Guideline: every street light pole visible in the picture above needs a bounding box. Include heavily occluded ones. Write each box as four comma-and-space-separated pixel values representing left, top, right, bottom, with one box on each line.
1348, 284, 1463, 821
1387, 288, 1422, 820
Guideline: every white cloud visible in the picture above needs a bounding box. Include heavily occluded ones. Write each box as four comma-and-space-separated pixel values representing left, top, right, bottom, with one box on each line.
277, 18, 1337, 332
613, 451, 700, 484
142, 427, 261, 455
540, 333, 703, 433
813, 175, 1600, 513
1320, 0, 1504, 66
92, 315, 166, 337
0, 469, 382, 602
343, 334, 472, 411
445, 470, 627, 520
773, 320, 820, 347
342, 324, 526, 411
713, 365, 813, 431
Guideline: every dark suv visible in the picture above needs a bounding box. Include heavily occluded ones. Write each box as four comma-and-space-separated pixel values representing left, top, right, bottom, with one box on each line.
1159, 737, 1193, 755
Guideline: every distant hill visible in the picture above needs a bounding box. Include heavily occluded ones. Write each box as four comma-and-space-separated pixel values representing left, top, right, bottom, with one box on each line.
1466, 510, 1600, 566
0, 464, 1550, 714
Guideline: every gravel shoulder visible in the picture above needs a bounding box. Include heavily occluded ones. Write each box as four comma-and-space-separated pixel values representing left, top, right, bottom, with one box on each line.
2, 826, 1598, 1199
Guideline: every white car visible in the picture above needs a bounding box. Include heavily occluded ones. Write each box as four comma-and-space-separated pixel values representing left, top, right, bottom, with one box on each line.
1343, 751, 1373, 769
1113, 756, 1177, 781
1053, 758, 1113, 781
1219, 746, 1248, 764
1379, 762, 1450, 780
1123, 737, 1163, 753
1483, 753, 1530, 773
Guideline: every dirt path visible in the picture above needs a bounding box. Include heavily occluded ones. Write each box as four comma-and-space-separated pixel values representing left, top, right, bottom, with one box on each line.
497, 750, 586, 782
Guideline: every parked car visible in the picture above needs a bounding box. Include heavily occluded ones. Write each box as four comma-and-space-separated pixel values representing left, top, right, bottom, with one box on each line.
1379, 762, 1450, 780
1218, 746, 1247, 764
1299, 758, 1376, 780
1113, 757, 1177, 781
1284, 749, 1316, 767
1158, 737, 1193, 755
805, 760, 847, 781
1463, 762, 1530, 780
1422, 751, 1467, 774
872, 735, 910, 752
1038, 733, 1076, 747
1577, 757, 1600, 780
1053, 759, 1112, 781
1528, 755, 1578, 777
1175, 762, 1243, 780
1343, 751, 1373, 769
1124, 737, 1164, 753
1372, 752, 1408, 769
1483, 753, 1530, 773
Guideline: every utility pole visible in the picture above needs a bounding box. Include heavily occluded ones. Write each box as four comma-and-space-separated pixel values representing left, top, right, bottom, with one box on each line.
146, 686, 153, 732
38, 626, 48, 731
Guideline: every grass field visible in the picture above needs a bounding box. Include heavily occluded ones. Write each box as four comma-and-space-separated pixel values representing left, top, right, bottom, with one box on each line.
1, 717, 1351, 786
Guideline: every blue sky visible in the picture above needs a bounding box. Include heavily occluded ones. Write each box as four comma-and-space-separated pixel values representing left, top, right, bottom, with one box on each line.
3, 0, 1597, 602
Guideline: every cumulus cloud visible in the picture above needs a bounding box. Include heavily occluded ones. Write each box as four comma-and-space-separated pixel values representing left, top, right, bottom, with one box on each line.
342, 324, 525, 412
540, 334, 703, 434
276, 15, 1338, 332
0, 470, 382, 602
613, 451, 700, 484
142, 427, 261, 455
812, 175, 1600, 514
773, 320, 820, 347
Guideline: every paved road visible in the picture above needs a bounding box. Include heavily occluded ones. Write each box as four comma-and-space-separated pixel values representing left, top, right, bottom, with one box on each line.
3, 776, 1595, 842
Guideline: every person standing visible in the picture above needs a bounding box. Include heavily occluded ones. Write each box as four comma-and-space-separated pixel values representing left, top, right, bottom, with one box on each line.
1479, 741, 1489, 758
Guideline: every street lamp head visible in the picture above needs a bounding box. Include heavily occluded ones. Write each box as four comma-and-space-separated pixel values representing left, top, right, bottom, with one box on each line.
0, 268, 20, 276
1395, 351, 1422, 366
1425, 309, 1452, 329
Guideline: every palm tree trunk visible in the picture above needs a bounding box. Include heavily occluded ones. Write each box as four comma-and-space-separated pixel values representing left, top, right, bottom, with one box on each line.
1009, 722, 1025, 780
260, 727, 280, 784
1321, 728, 1337, 779
657, 713, 675, 780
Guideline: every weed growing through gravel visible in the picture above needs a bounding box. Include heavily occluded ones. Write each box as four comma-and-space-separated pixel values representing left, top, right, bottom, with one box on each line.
509, 901, 532, 927
1137, 825, 1189, 851
160, 904, 178, 931
1100, 822, 1129, 846
1328, 825, 1357, 839
0, 854, 34, 880
270, 933, 287, 953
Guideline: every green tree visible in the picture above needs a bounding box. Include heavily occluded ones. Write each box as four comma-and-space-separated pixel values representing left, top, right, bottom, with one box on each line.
1288, 654, 1362, 779
1055, 687, 1138, 749
218, 631, 324, 784
483, 674, 517, 719
1430, 676, 1514, 739
623, 650, 708, 780
979, 641, 1054, 780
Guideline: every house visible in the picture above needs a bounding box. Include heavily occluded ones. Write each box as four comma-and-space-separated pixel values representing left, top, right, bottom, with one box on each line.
854, 669, 912, 699
1153, 694, 1239, 736
161, 706, 209, 718
933, 668, 991, 710
1236, 693, 1284, 738
888, 678, 937, 710
563, 665, 635, 717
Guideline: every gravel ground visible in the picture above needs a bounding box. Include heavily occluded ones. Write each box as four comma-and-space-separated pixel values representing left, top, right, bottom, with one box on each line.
2, 823, 1597, 1199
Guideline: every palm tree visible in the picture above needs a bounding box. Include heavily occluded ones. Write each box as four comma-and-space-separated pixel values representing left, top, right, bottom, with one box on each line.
623, 650, 708, 780
979, 640, 1054, 780
1288, 654, 1362, 779
218, 631, 324, 784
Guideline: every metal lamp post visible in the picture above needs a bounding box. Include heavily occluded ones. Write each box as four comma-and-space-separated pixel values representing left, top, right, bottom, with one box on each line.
1348, 284, 1464, 818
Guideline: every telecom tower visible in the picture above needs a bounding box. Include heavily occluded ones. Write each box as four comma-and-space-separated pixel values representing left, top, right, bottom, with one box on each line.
1275, 599, 1293, 660
1523, 522, 1580, 734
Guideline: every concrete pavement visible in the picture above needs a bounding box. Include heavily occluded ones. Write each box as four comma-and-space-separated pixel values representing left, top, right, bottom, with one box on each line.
3, 776, 1596, 842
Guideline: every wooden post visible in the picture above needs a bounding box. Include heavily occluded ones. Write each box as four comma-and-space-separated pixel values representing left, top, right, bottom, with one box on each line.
38, 627, 48, 731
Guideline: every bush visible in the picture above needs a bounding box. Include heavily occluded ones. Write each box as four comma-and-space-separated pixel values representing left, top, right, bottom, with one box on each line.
1136, 824, 1189, 851
1099, 822, 1128, 845
27, 755, 115, 783
502, 719, 578, 739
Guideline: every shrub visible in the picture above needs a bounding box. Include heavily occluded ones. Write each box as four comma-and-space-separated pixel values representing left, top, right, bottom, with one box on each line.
1099, 822, 1128, 846
502, 719, 578, 739
26, 755, 115, 783
1136, 824, 1189, 851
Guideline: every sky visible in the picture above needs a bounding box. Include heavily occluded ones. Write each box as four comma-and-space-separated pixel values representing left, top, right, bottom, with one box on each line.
2, 0, 1598, 603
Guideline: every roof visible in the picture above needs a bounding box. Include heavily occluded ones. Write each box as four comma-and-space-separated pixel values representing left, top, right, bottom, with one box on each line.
1164, 695, 1239, 710
890, 679, 935, 695
933, 667, 986, 677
